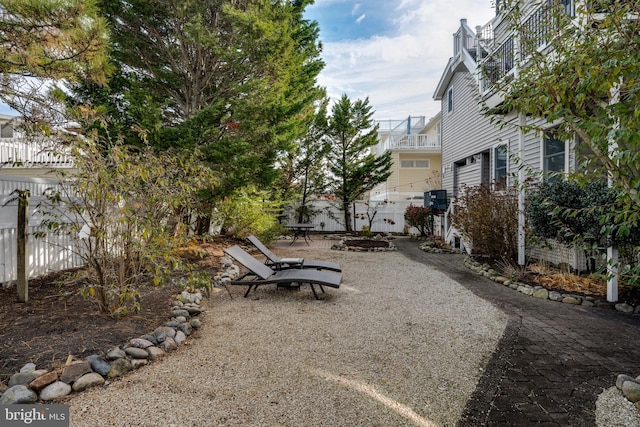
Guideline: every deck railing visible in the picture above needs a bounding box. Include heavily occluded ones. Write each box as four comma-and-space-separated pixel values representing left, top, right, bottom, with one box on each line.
453, 19, 478, 57
0, 137, 75, 168
377, 134, 440, 155
480, 35, 516, 93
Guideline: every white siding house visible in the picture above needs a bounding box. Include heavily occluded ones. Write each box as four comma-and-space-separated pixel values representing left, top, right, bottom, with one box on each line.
432, 1, 596, 270
433, 15, 579, 200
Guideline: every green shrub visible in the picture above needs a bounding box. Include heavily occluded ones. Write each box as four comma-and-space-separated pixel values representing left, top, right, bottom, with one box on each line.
39, 138, 216, 316
527, 179, 640, 275
216, 186, 283, 242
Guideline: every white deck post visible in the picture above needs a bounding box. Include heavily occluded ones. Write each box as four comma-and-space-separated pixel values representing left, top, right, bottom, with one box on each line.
518, 113, 526, 266
607, 247, 618, 302
606, 83, 620, 302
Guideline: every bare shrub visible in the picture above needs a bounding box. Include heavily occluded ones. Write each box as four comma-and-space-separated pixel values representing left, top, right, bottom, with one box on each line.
451, 185, 519, 262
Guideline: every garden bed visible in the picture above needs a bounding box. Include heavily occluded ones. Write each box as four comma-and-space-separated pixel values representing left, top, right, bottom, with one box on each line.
0, 236, 241, 387
331, 237, 397, 252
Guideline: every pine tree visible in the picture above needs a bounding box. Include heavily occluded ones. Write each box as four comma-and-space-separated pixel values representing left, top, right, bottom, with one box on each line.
325, 95, 393, 232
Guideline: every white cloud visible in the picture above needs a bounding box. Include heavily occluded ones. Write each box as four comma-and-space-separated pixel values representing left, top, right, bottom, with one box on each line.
351, 3, 361, 15
354, 14, 366, 24
314, 0, 496, 120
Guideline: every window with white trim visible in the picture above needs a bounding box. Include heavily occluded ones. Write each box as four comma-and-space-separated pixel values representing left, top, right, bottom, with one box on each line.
447, 87, 453, 113
401, 160, 430, 168
543, 129, 566, 181
494, 144, 507, 187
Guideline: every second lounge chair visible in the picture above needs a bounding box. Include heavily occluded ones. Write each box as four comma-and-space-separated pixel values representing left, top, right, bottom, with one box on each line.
247, 235, 342, 272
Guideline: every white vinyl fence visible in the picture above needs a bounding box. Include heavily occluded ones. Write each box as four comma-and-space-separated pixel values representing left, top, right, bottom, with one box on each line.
281, 199, 432, 234
0, 176, 84, 285
0, 221, 84, 285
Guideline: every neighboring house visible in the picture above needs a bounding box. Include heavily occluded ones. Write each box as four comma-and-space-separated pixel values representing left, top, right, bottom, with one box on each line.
369, 114, 442, 202
432, 1, 596, 269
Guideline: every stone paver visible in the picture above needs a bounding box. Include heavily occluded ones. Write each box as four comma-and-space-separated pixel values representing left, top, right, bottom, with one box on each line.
393, 238, 640, 426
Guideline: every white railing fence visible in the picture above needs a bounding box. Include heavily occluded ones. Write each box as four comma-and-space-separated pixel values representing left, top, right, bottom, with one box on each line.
0, 175, 64, 199
281, 199, 432, 235
379, 134, 440, 155
0, 221, 84, 285
0, 137, 75, 168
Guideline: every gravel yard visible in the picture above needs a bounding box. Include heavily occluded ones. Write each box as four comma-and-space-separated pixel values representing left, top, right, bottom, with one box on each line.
69, 247, 507, 426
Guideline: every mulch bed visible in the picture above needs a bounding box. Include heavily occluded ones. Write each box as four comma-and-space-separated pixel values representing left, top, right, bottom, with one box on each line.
0, 236, 241, 386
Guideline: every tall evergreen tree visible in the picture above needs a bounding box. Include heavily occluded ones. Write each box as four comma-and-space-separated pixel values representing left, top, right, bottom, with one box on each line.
0, 0, 109, 126
74, 0, 325, 232
325, 95, 393, 232
275, 98, 330, 223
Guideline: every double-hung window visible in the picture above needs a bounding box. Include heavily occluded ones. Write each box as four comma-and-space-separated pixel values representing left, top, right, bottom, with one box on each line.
494, 144, 508, 188
543, 129, 566, 180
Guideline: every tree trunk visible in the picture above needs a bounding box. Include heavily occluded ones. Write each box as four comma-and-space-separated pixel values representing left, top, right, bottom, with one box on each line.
343, 201, 352, 232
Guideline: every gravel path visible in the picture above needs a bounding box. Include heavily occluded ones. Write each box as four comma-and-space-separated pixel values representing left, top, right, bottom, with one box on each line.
69, 248, 507, 426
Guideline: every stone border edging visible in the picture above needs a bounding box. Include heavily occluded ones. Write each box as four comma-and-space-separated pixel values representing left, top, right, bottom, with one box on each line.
463, 256, 640, 315
330, 240, 397, 252
616, 374, 640, 410
0, 290, 206, 404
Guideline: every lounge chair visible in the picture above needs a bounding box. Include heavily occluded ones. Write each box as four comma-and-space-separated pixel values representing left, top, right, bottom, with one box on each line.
247, 235, 342, 272
223, 245, 342, 299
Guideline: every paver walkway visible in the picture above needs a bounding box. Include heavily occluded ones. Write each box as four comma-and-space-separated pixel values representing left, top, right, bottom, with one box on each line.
393, 238, 640, 426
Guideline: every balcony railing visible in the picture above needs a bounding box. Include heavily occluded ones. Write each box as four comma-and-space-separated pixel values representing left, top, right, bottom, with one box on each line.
480, 35, 515, 93
480, 0, 584, 94
0, 137, 75, 168
375, 116, 426, 134
377, 134, 440, 155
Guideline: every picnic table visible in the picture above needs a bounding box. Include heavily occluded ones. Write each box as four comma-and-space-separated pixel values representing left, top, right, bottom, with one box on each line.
285, 223, 315, 245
